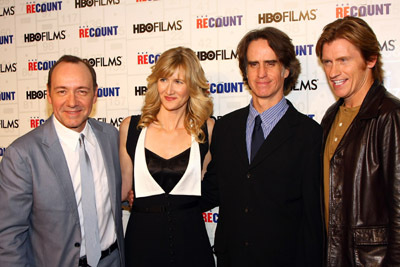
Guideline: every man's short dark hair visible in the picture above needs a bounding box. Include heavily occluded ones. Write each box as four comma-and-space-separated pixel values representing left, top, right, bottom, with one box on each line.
47, 55, 98, 92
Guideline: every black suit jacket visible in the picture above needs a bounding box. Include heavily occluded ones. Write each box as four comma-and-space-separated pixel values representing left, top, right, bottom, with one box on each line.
202, 101, 323, 267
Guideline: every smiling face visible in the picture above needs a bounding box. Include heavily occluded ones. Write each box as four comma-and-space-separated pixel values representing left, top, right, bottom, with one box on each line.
157, 66, 190, 114
321, 38, 376, 107
246, 39, 289, 111
47, 61, 97, 132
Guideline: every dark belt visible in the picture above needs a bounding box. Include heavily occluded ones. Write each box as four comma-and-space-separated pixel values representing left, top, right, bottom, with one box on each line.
78, 240, 118, 267
132, 200, 199, 213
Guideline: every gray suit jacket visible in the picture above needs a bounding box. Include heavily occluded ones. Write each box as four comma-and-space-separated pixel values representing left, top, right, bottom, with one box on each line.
0, 116, 125, 267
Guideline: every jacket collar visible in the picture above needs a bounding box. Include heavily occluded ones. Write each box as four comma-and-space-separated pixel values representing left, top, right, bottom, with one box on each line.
357, 80, 386, 119
321, 80, 385, 141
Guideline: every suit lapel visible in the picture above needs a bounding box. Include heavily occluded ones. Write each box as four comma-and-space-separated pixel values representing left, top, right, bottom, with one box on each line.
42, 116, 80, 223
250, 104, 296, 168
232, 107, 251, 168
89, 119, 117, 213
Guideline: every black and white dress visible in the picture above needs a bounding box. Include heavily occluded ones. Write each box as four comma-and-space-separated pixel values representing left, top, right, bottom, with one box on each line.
124, 116, 215, 267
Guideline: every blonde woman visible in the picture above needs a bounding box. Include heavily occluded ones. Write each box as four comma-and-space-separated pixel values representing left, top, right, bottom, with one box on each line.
119, 47, 215, 267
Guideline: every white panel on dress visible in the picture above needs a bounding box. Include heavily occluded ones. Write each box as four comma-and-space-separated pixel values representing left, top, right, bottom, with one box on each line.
134, 127, 201, 198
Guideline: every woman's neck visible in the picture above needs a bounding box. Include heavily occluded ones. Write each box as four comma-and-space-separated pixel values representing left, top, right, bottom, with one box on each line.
155, 108, 186, 131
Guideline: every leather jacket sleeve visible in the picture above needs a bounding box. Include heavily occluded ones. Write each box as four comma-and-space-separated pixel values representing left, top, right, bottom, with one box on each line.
382, 108, 400, 266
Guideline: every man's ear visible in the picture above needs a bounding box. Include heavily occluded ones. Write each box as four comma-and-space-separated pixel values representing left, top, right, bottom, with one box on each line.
93, 86, 98, 104
47, 84, 52, 104
367, 55, 377, 69
282, 67, 289, 78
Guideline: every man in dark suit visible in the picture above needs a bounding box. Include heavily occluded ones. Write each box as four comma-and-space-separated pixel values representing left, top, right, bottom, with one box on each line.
0, 55, 125, 267
201, 27, 324, 266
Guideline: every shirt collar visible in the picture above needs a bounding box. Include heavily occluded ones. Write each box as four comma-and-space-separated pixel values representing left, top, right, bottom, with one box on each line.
53, 116, 94, 150
249, 97, 287, 125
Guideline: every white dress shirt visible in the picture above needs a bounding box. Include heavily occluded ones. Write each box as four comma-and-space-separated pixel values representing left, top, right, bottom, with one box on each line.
53, 117, 116, 257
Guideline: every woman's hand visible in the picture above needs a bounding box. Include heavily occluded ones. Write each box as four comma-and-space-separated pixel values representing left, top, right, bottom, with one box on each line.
128, 190, 134, 207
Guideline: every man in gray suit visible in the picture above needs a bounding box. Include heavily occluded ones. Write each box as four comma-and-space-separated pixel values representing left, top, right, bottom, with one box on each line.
0, 55, 125, 267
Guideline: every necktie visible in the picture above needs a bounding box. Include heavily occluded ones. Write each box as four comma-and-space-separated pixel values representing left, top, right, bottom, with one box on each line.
79, 134, 101, 267
251, 115, 264, 162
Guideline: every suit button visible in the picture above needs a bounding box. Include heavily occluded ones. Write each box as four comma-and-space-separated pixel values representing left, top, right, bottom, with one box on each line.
74, 242, 80, 247
246, 173, 251, 179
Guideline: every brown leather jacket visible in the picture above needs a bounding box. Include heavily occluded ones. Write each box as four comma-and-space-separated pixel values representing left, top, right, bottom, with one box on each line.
321, 81, 400, 266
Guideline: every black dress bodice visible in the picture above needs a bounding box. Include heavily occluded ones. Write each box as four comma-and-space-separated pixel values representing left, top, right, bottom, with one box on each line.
145, 148, 190, 194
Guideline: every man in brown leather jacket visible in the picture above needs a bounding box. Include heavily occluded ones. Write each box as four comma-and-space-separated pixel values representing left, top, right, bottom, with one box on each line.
316, 16, 400, 266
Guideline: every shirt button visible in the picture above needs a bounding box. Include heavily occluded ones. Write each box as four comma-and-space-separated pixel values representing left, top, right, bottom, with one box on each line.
339, 122, 343, 127
334, 137, 338, 142
246, 173, 251, 179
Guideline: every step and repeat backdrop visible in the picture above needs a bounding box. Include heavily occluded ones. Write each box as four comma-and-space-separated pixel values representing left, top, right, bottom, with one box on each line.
1, 0, 399, 250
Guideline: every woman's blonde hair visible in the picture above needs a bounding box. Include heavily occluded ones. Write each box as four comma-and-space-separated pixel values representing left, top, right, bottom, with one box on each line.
138, 46, 213, 143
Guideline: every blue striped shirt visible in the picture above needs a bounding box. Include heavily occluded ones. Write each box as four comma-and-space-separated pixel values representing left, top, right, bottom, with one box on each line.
246, 97, 289, 162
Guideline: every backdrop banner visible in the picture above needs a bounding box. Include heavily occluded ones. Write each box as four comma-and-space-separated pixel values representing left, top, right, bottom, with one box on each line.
1, 0, 399, 257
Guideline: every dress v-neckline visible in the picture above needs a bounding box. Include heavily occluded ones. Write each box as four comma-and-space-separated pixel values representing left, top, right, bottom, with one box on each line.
145, 147, 191, 161
134, 126, 202, 198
